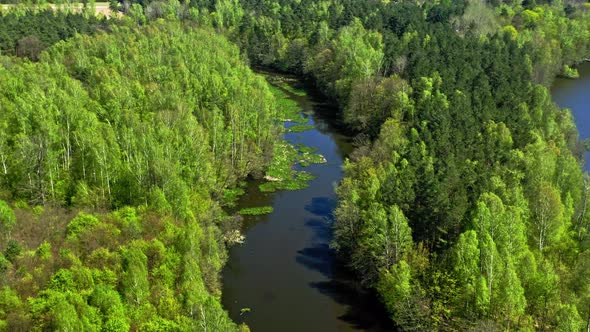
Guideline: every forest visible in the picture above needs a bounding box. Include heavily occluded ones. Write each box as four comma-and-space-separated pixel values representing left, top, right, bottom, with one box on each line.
0, 10, 278, 331
1, 0, 590, 331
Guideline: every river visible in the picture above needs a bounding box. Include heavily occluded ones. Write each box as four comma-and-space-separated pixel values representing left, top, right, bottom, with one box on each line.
551, 62, 590, 172
221, 75, 392, 332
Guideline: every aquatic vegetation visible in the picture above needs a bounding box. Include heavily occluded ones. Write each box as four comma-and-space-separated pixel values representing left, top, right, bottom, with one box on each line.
239, 206, 274, 215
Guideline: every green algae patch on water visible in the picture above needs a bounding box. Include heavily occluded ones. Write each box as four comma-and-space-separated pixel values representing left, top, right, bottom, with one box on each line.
259, 171, 314, 192
258, 141, 327, 192
239, 206, 274, 215
269, 85, 307, 123
279, 82, 307, 97
266, 75, 308, 96
257, 75, 326, 193
264, 141, 298, 182
287, 124, 315, 133
299, 152, 327, 167
295, 144, 316, 154
294, 143, 327, 167
259, 140, 318, 192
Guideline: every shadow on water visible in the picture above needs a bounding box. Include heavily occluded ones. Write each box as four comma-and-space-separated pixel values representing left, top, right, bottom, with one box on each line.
297, 196, 395, 331
293, 72, 395, 330
310, 279, 395, 332
296, 218, 395, 331
305, 196, 338, 217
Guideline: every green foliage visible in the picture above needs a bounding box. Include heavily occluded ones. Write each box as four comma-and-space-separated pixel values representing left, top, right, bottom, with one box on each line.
562, 65, 580, 79
222, 187, 245, 208
179, 0, 587, 328
0, 19, 292, 332
89, 285, 130, 331
0, 9, 110, 60
0, 0, 589, 330
0, 200, 15, 236
3, 239, 21, 263
452, 0, 499, 36
67, 213, 101, 239
344, 75, 412, 135
377, 260, 429, 330
555, 304, 584, 332
306, 18, 384, 101
213, 0, 243, 30
379, 260, 411, 311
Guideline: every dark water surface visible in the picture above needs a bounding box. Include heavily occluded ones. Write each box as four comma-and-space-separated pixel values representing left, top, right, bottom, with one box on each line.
551, 62, 590, 172
221, 76, 392, 332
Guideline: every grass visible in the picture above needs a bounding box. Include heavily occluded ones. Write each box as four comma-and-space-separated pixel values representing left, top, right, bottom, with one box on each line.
239, 206, 274, 215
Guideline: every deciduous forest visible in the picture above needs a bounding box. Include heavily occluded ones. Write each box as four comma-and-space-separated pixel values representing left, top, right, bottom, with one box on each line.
0, 0, 589, 331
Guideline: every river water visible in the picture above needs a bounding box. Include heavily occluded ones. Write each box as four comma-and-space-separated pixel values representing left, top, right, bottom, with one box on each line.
551, 62, 590, 172
221, 76, 392, 332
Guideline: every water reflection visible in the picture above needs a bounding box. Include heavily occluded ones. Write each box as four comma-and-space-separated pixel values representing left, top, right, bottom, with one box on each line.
551, 62, 590, 171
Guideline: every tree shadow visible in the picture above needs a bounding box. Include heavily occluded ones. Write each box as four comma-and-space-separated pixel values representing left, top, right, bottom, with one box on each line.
310, 279, 395, 332
296, 235, 395, 331
304, 196, 337, 218
296, 195, 395, 331
296, 241, 333, 278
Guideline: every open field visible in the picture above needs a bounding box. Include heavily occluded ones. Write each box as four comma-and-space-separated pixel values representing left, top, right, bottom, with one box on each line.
0, 2, 118, 17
